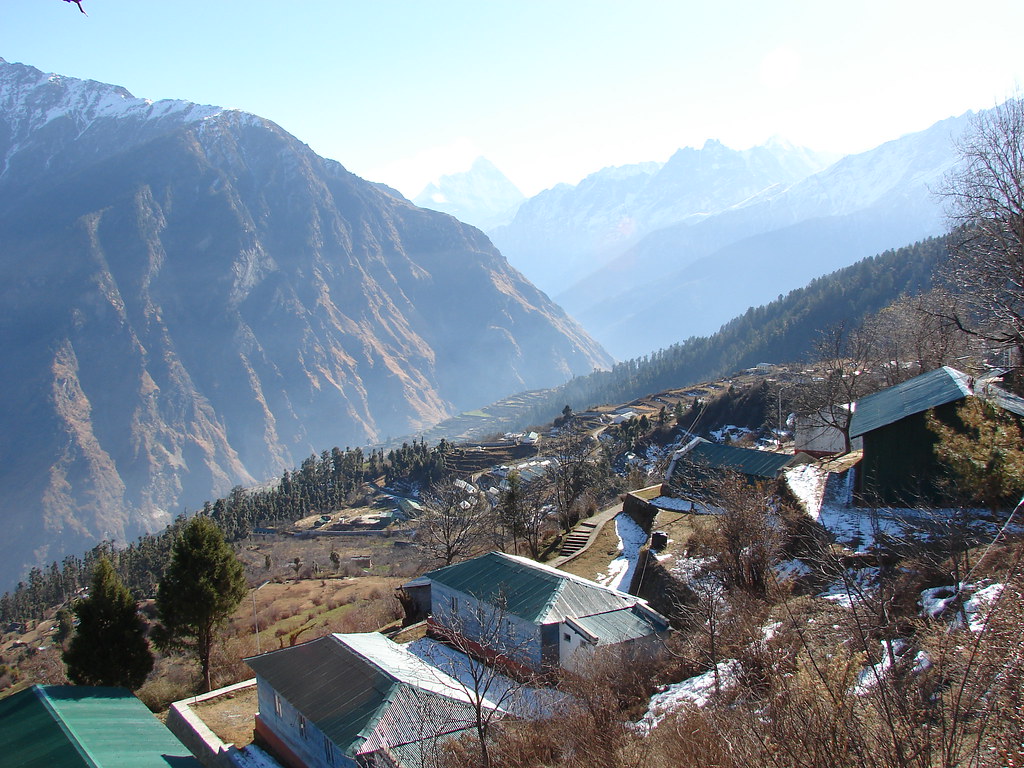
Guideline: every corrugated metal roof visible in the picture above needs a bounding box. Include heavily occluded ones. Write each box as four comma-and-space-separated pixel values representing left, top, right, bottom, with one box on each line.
245, 633, 484, 758
422, 552, 641, 624
0, 685, 201, 768
849, 366, 972, 438
568, 606, 668, 646
678, 439, 798, 479
982, 384, 1024, 419
359, 684, 478, 755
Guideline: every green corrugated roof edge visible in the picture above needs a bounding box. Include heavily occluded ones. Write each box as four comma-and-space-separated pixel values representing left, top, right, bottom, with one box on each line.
686, 440, 797, 479
849, 367, 972, 438
570, 606, 667, 646
0, 685, 201, 768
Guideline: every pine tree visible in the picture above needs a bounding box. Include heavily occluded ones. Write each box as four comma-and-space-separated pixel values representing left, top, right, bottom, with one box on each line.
154, 515, 247, 692
62, 557, 153, 690
927, 398, 1024, 508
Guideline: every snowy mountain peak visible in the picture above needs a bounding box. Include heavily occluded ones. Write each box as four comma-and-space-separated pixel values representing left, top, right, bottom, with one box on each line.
413, 155, 525, 230
0, 59, 222, 139
0, 59, 229, 190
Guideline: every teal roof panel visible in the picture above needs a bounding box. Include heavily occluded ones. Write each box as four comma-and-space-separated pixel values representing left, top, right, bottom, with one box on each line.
569, 606, 668, 646
247, 635, 397, 756
0, 685, 201, 768
849, 367, 972, 438
682, 440, 797, 479
424, 552, 564, 622
423, 552, 641, 624
245, 633, 482, 758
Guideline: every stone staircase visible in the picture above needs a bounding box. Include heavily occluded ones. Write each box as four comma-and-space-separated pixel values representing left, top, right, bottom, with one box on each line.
558, 521, 598, 557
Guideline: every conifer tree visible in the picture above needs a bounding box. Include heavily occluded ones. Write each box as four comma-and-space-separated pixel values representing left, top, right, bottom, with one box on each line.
154, 515, 246, 692
63, 556, 153, 690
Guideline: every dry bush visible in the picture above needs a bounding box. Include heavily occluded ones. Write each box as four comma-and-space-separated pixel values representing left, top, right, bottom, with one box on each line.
477, 645, 675, 768
136, 659, 198, 712
210, 631, 258, 690
645, 707, 746, 768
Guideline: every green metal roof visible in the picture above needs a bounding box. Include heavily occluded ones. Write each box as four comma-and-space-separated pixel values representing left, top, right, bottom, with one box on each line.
0, 685, 201, 768
568, 606, 668, 646
678, 439, 798, 480
423, 552, 642, 624
245, 633, 479, 758
849, 366, 972, 438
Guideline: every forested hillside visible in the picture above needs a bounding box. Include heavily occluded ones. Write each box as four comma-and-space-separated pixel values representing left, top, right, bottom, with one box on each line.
430, 236, 948, 436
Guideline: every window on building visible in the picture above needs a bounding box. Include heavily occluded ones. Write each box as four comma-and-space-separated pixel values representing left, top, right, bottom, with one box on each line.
564, 632, 571, 643
299, 715, 306, 739
273, 693, 282, 718
324, 736, 334, 761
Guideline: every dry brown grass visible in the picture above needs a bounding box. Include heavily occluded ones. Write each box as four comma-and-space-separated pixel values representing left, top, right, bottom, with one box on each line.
230, 576, 404, 653
191, 683, 259, 746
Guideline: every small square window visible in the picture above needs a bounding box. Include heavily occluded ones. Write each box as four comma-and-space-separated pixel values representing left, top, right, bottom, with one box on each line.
564, 633, 571, 642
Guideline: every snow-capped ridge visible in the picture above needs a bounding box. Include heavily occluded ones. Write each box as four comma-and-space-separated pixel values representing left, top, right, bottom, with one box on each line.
0, 59, 223, 139
413, 155, 525, 230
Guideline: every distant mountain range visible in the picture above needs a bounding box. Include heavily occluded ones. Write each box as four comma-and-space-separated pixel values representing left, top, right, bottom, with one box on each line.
490, 119, 970, 359
0, 59, 609, 590
413, 157, 525, 230
489, 139, 833, 299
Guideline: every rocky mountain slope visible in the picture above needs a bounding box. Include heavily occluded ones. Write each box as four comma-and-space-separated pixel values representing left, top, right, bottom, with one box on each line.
0, 59, 609, 590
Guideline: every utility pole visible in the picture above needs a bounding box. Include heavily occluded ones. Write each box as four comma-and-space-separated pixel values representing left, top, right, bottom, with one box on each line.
252, 580, 270, 654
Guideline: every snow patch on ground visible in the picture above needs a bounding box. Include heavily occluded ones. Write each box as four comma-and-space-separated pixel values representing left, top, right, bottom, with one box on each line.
785, 463, 829, 517
919, 586, 958, 618
773, 558, 812, 581
651, 496, 694, 512
959, 582, 1006, 632
234, 745, 283, 768
818, 567, 881, 607
788, 463, 1007, 554
709, 425, 754, 442
665, 554, 716, 584
854, 639, 908, 696
635, 660, 740, 732
594, 513, 649, 591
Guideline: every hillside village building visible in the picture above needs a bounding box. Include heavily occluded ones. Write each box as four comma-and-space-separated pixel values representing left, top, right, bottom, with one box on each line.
246, 632, 492, 768
402, 551, 670, 675
665, 437, 812, 499
850, 366, 1024, 506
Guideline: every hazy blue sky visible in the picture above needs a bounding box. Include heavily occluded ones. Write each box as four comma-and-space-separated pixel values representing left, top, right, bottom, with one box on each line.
4, 1, 1023, 196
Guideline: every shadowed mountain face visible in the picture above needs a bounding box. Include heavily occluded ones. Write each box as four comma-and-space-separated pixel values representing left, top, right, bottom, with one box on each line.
0, 60, 609, 589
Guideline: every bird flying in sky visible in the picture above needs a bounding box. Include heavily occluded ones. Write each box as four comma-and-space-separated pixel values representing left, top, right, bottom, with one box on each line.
63, 0, 87, 15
